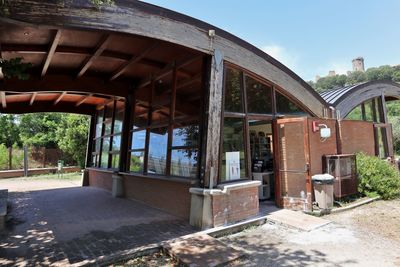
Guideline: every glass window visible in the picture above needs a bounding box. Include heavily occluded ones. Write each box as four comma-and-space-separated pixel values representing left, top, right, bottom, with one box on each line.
95, 138, 101, 152
130, 151, 145, 173
224, 68, 243, 113
110, 154, 120, 169
131, 130, 146, 150
171, 149, 198, 178
346, 105, 363, 120
113, 107, 124, 134
172, 125, 199, 147
102, 137, 110, 154
245, 75, 273, 114
148, 127, 168, 175
95, 110, 104, 138
220, 118, 246, 182
276, 92, 308, 115
100, 150, 109, 168
112, 134, 121, 151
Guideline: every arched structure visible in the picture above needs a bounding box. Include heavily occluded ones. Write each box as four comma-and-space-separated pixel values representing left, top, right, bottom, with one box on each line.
0, 1, 385, 229
320, 80, 400, 119
321, 80, 400, 159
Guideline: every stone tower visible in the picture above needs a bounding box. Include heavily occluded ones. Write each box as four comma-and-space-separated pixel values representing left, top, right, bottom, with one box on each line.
352, 57, 365, 72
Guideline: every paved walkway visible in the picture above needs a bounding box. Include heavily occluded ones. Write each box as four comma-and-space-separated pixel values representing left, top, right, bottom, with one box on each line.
0, 182, 195, 266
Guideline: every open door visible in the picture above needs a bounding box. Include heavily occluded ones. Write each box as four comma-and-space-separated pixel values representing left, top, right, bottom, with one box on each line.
274, 117, 311, 207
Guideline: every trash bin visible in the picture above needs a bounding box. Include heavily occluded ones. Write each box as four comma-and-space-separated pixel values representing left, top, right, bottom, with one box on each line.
312, 174, 334, 211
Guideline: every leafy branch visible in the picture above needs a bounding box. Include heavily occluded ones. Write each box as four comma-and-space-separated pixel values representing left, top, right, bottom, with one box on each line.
0, 58, 32, 80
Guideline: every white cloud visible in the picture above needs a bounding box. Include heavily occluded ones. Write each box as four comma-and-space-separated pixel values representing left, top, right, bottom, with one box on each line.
261, 44, 300, 73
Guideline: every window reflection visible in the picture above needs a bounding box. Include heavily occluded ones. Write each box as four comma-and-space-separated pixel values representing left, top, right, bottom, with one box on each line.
246, 75, 272, 114
148, 127, 168, 175
276, 92, 307, 115
224, 68, 243, 112
171, 149, 198, 178
130, 151, 145, 172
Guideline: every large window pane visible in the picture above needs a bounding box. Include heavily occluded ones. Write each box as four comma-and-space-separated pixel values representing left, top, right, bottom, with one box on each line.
171, 149, 198, 178
172, 125, 199, 147
276, 92, 308, 115
224, 68, 243, 113
131, 130, 146, 150
130, 151, 145, 173
100, 150, 109, 168
220, 118, 246, 181
110, 154, 120, 169
245, 75, 272, 114
95, 111, 103, 138
112, 134, 121, 151
148, 127, 168, 175
95, 138, 101, 152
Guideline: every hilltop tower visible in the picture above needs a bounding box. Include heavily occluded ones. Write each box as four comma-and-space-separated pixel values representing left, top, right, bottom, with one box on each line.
352, 57, 365, 72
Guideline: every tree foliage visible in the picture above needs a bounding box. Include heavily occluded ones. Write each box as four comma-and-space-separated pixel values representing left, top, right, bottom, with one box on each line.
309, 64, 400, 93
0, 114, 21, 147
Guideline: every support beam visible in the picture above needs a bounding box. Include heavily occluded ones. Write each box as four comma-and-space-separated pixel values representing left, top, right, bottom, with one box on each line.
77, 34, 112, 78
96, 97, 115, 110
119, 91, 134, 172
110, 42, 159, 81
1, 43, 166, 70
41, 30, 62, 77
53, 92, 67, 105
29, 92, 37, 106
0, 91, 6, 109
0, 75, 129, 97
76, 94, 92, 107
138, 55, 202, 89
202, 52, 224, 188
86, 114, 96, 168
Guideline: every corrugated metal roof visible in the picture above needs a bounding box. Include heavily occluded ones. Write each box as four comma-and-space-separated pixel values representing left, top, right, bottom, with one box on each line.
320, 82, 365, 106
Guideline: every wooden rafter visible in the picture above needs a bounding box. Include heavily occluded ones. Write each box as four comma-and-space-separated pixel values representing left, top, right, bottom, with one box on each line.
77, 34, 112, 78
1, 43, 167, 70
176, 73, 202, 90
76, 94, 93, 107
0, 92, 6, 109
29, 92, 37, 106
96, 97, 115, 110
109, 42, 159, 81
53, 92, 67, 105
41, 30, 62, 77
138, 55, 202, 89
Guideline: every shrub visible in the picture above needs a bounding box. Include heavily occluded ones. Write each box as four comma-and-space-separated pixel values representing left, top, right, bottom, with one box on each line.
356, 152, 400, 199
0, 144, 8, 170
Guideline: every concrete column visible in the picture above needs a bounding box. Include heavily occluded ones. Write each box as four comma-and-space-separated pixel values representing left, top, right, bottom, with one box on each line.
112, 173, 124, 198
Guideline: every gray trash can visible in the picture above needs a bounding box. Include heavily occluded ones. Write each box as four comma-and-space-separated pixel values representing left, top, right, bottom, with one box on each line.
312, 174, 334, 211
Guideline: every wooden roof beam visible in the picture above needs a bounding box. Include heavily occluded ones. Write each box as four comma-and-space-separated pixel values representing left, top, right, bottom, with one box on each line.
96, 97, 115, 110
138, 55, 203, 89
0, 92, 6, 109
77, 34, 112, 78
109, 42, 159, 81
76, 94, 93, 107
41, 30, 62, 77
29, 92, 37, 106
54, 92, 67, 105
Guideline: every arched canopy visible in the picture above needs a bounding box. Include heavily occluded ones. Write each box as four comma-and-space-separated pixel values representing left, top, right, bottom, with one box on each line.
0, 0, 326, 117
320, 81, 400, 118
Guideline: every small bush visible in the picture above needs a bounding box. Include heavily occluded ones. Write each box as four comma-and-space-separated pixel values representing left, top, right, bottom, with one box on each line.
0, 144, 7, 169
356, 152, 400, 199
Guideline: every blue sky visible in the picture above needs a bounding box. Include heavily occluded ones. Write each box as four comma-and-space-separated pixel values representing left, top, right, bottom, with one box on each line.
141, 0, 400, 81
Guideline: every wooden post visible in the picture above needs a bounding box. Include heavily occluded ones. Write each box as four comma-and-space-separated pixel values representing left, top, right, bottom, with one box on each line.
85, 114, 96, 168
119, 91, 134, 172
23, 145, 28, 177
8, 147, 12, 170
201, 50, 224, 188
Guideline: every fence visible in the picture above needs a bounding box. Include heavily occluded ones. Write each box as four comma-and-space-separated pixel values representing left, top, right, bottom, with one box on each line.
0, 145, 76, 171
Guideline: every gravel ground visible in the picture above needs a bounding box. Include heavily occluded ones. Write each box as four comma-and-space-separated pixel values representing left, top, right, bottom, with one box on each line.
220, 200, 400, 267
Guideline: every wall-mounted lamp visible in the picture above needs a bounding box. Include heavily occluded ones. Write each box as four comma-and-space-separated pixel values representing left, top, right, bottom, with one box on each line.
312, 121, 331, 138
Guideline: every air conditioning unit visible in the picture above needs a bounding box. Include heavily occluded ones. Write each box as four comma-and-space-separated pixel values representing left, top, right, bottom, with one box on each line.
322, 154, 357, 199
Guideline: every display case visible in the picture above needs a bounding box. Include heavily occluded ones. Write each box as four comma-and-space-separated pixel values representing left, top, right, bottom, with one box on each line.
322, 154, 357, 198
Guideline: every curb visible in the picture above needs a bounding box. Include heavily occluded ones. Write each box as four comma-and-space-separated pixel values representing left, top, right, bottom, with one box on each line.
330, 196, 381, 214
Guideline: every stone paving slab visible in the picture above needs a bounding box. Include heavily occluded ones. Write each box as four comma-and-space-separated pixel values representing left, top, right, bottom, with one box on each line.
266, 209, 330, 231
0, 184, 195, 266
163, 233, 244, 267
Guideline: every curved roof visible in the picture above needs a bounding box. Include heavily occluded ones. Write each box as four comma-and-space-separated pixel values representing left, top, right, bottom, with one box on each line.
0, 0, 327, 116
320, 80, 400, 118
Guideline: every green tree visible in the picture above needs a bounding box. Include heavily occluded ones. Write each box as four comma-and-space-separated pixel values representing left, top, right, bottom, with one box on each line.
0, 114, 20, 147
314, 74, 347, 93
56, 114, 90, 168
346, 71, 367, 85
19, 113, 63, 148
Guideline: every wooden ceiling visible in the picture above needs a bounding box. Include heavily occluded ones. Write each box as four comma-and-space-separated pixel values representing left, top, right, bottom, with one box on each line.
0, 21, 205, 115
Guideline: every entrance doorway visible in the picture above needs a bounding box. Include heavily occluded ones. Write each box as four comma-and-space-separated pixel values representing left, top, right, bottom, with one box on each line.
249, 120, 275, 202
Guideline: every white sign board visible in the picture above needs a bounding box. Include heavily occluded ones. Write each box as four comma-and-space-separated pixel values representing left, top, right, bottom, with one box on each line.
226, 151, 241, 180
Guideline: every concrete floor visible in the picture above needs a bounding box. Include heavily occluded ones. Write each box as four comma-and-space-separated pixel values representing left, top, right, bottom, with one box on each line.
0, 179, 195, 266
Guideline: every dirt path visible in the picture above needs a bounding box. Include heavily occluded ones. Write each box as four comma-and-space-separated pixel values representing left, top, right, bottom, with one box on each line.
220, 200, 400, 267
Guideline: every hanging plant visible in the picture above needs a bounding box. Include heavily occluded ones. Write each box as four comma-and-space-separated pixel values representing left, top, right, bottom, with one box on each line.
0, 58, 32, 80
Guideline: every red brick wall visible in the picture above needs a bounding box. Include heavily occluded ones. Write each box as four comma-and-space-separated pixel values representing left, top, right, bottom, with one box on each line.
339, 120, 375, 155
308, 118, 338, 176
88, 169, 113, 191
212, 186, 259, 227
122, 174, 192, 219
